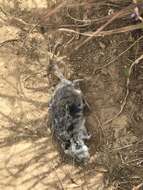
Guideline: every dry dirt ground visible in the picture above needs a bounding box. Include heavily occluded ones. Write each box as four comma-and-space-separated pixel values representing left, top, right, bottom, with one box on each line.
0, 0, 143, 190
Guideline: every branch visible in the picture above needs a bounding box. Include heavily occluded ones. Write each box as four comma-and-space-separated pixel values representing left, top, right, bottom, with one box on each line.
103, 53, 143, 126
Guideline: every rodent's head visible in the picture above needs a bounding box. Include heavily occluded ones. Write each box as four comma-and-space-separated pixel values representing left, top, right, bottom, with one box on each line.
64, 138, 90, 162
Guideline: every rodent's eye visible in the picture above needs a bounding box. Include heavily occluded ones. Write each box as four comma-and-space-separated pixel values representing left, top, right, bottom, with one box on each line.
65, 141, 70, 149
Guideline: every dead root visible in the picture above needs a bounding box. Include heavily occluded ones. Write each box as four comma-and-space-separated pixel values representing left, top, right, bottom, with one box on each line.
103, 53, 143, 126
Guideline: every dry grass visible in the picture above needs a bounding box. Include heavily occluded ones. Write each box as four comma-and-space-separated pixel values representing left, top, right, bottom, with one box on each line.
0, 0, 143, 190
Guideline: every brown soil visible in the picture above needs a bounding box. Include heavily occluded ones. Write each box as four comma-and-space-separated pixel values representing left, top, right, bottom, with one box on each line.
0, 0, 143, 190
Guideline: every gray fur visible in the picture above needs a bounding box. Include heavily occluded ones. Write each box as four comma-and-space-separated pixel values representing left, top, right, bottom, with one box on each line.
48, 65, 90, 162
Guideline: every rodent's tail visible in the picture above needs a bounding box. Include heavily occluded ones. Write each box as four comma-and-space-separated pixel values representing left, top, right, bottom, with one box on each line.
49, 41, 67, 82
53, 64, 66, 81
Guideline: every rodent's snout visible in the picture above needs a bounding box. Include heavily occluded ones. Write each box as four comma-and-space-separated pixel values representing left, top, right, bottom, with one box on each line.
76, 145, 90, 162
64, 139, 90, 162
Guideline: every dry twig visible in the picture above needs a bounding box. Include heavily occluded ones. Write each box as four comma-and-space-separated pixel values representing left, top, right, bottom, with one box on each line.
103, 53, 143, 126
74, 3, 140, 50
132, 183, 143, 190
22, 1, 67, 46
59, 22, 143, 37
0, 39, 19, 47
133, 0, 143, 22
94, 35, 143, 72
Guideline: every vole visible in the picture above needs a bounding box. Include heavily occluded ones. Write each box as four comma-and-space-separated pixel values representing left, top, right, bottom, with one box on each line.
48, 64, 90, 162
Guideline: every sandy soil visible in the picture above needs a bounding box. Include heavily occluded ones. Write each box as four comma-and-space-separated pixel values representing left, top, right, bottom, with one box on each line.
0, 0, 143, 190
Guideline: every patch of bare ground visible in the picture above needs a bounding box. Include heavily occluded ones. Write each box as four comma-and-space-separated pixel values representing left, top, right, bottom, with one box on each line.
0, 0, 143, 190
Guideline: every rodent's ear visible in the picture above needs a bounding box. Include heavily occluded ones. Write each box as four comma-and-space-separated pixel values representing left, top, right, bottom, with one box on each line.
73, 79, 84, 88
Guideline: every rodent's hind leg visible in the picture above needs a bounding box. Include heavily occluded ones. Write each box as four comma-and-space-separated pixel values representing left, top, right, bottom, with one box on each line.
79, 119, 91, 140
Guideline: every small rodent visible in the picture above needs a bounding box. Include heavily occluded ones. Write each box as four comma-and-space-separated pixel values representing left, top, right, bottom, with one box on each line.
48, 64, 90, 162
